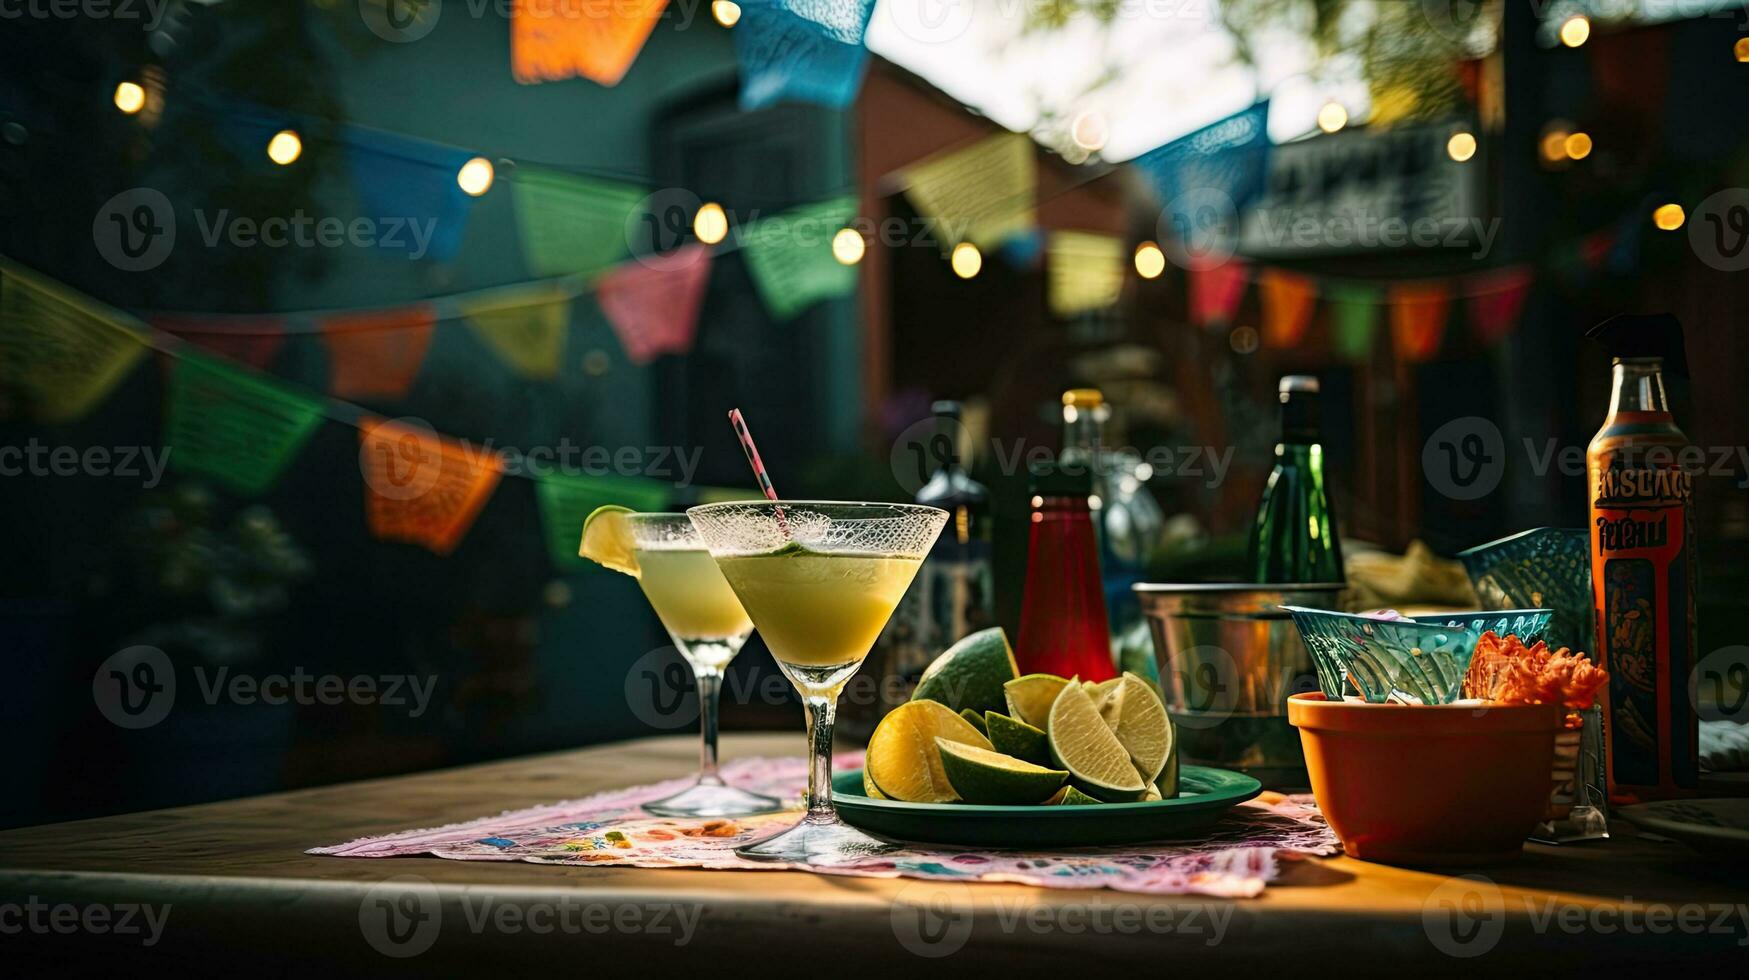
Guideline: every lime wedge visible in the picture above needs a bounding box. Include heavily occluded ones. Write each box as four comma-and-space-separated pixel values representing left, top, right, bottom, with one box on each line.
935, 738, 1067, 804
1092, 672, 1173, 784
959, 708, 989, 737
1046, 785, 1104, 805
912, 627, 1020, 715
865, 699, 993, 803
578, 505, 640, 578
1003, 673, 1071, 730
984, 711, 1049, 766
1156, 748, 1180, 799
1047, 681, 1147, 801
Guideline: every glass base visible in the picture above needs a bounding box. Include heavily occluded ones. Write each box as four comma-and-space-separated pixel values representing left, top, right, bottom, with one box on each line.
734, 812, 897, 865
643, 780, 784, 818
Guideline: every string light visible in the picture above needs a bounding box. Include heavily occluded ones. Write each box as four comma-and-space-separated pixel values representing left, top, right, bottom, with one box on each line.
456, 157, 495, 196
1133, 241, 1165, 279
266, 129, 303, 165
711, 0, 740, 26
1559, 15, 1590, 48
1736, 37, 1749, 62
1316, 101, 1348, 134
693, 202, 728, 244
950, 242, 982, 279
113, 81, 146, 115
831, 227, 865, 265
1652, 203, 1685, 231
1446, 131, 1477, 162
1563, 131, 1593, 160
1070, 111, 1108, 152
1539, 122, 1572, 164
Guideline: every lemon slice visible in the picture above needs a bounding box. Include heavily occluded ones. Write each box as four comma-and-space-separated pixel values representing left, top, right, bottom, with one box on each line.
578, 504, 639, 577
864, 700, 993, 803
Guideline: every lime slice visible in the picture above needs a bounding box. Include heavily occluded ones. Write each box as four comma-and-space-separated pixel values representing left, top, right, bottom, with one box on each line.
935, 738, 1067, 804
1092, 672, 1173, 784
578, 505, 640, 578
1156, 748, 1180, 799
912, 627, 1020, 715
1141, 784, 1163, 802
1047, 681, 1147, 801
865, 700, 993, 803
959, 708, 989, 737
984, 711, 1049, 766
1003, 673, 1071, 730
1045, 785, 1104, 805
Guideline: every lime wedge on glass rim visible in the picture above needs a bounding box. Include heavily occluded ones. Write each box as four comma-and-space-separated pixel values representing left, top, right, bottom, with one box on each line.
578, 504, 640, 577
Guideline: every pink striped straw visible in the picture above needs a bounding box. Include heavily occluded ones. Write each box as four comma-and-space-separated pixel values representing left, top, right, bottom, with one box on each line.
727, 409, 789, 535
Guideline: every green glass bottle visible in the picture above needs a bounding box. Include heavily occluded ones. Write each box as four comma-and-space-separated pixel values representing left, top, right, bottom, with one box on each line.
1249, 376, 1345, 583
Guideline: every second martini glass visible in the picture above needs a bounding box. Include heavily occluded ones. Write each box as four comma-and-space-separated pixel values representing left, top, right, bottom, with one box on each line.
687, 500, 947, 863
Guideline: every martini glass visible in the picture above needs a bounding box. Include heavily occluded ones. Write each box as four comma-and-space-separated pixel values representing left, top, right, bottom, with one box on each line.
622, 513, 781, 818
687, 501, 947, 863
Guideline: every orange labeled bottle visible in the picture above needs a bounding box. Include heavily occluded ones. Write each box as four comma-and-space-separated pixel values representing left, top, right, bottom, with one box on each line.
1584, 314, 1698, 802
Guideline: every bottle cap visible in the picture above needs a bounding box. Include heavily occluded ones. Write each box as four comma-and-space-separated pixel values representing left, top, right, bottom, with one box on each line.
1061, 388, 1104, 409
1279, 375, 1320, 395
1585, 313, 1689, 378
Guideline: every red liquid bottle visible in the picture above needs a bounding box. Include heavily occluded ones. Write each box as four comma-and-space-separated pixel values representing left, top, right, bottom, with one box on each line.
1015, 463, 1116, 681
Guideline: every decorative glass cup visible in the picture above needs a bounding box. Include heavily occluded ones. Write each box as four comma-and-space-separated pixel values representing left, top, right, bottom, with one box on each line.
687, 501, 946, 864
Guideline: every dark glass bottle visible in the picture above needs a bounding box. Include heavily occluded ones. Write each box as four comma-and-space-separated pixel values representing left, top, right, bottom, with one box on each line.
1248, 376, 1344, 583
910, 401, 994, 659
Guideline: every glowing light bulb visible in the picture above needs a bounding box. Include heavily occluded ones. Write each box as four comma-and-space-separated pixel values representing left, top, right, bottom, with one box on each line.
1447, 131, 1477, 162
1559, 15, 1590, 48
831, 227, 865, 265
266, 130, 303, 165
693, 202, 728, 245
1563, 132, 1592, 160
711, 0, 740, 26
1070, 111, 1108, 152
457, 157, 494, 196
1735, 37, 1749, 62
950, 242, 981, 279
113, 81, 146, 115
1133, 241, 1166, 279
1652, 203, 1685, 231
1539, 124, 1571, 164
1316, 101, 1348, 134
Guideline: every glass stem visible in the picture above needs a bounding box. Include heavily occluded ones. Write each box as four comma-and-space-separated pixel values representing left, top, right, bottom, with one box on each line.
696, 666, 724, 786
803, 694, 837, 821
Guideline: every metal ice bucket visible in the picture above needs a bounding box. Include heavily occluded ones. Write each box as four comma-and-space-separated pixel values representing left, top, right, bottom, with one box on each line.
1134, 582, 1345, 790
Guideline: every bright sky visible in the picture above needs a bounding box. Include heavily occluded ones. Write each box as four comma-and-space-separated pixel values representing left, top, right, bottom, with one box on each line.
865, 0, 1374, 162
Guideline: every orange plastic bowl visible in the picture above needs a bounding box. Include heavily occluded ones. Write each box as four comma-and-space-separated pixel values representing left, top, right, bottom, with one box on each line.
1287, 692, 1565, 866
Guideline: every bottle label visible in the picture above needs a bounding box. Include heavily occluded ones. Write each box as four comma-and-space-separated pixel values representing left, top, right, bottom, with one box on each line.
1590, 441, 1698, 797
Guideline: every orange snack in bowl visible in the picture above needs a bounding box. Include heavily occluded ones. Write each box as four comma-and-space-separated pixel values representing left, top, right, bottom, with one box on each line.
1462, 631, 1610, 722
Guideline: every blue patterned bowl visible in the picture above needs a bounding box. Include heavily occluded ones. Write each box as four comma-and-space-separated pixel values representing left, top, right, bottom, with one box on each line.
1458, 528, 1594, 654
1282, 607, 1482, 705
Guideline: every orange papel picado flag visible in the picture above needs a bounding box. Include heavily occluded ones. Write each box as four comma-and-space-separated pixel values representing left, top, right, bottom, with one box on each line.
1389, 281, 1451, 362
1258, 268, 1317, 348
511, 0, 669, 86
320, 305, 437, 399
358, 417, 503, 556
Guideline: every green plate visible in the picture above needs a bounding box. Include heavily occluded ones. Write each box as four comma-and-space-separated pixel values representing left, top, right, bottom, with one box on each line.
832, 765, 1262, 848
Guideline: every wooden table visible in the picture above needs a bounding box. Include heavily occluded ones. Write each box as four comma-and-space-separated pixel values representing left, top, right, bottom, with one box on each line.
2, 733, 1743, 975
